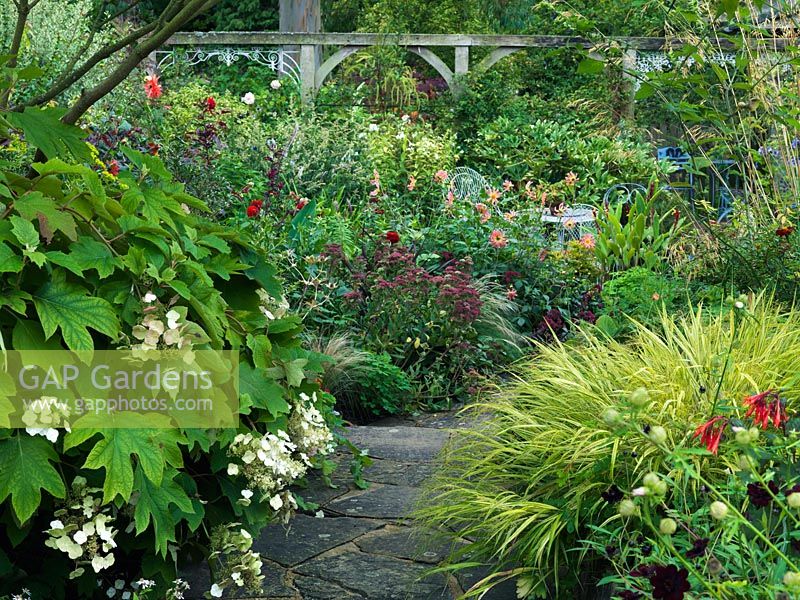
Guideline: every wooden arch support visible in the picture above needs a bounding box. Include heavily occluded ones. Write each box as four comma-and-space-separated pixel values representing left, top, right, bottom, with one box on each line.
311, 44, 457, 98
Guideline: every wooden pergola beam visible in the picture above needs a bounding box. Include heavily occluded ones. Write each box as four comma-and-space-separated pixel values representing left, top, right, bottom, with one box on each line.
165, 31, 795, 51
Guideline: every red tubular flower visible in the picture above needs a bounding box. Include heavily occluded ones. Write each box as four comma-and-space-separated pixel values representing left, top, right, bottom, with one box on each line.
385, 231, 400, 244
144, 74, 162, 99
246, 204, 259, 218
693, 416, 729, 454
743, 390, 786, 429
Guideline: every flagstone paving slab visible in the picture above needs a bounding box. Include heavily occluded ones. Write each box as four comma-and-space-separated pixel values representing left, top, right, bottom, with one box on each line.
254, 514, 384, 566
184, 412, 518, 600
326, 484, 420, 520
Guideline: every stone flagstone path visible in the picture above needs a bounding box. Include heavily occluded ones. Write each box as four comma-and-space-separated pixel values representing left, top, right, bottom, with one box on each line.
184, 412, 517, 600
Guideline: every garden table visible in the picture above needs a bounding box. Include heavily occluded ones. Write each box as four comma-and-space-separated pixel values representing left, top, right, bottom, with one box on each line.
539, 206, 596, 245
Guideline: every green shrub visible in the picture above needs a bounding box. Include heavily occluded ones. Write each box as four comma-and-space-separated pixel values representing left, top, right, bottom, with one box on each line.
417, 296, 800, 598
348, 351, 414, 417
0, 108, 337, 598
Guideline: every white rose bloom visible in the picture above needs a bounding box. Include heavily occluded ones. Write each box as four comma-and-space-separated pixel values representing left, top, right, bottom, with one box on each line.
241, 92, 255, 105
143, 292, 157, 303
270, 79, 281, 90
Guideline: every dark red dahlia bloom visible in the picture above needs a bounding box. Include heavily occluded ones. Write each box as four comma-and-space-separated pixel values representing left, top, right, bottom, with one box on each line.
631, 565, 657, 578
246, 204, 259, 218
250, 199, 263, 209
685, 538, 708, 559
747, 481, 779, 508
649, 565, 690, 600
743, 390, 786, 429
385, 231, 400, 244
776, 226, 795, 237
601, 485, 623, 503
693, 416, 729, 454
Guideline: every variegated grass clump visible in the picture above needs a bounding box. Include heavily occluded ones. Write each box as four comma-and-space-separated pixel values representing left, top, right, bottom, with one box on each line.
417, 295, 800, 597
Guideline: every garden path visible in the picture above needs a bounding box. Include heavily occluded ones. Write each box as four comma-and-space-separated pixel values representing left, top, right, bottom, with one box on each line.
184, 412, 517, 600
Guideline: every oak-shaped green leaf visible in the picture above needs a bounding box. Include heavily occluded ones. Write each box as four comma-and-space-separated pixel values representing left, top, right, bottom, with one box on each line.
5, 107, 92, 162
0, 435, 66, 522
0, 242, 22, 273
32, 276, 119, 351
64, 415, 186, 504
133, 467, 194, 556
14, 191, 77, 242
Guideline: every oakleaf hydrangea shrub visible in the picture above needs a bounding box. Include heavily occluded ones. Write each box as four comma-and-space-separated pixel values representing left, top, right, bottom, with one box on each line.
0, 109, 336, 598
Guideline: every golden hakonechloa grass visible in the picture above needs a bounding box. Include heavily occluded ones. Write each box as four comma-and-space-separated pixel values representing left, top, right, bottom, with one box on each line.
417, 295, 800, 596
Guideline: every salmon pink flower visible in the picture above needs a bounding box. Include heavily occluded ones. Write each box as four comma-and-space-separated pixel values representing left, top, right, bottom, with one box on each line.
693, 415, 729, 454
407, 175, 416, 191
503, 211, 517, 222
144, 74, 162, 99
502, 180, 514, 192
445, 189, 455, 208
434, 170, 449, 184
564, 171, 578, 186
486, 188, 502, 205
489, 229, 508, 249
506, 286, 517, 300
474, 202, 490, 223
578, 233, 595, 249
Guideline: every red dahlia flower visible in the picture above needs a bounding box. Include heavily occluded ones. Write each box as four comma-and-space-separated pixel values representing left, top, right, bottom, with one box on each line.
144, 74, 162, 99
776, 226, 795, 237
693, 415, 728, 454
743, 389, 786, 429
246, 204, 259, 218
250, 199, 263, 209
385, 231, 400, 244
